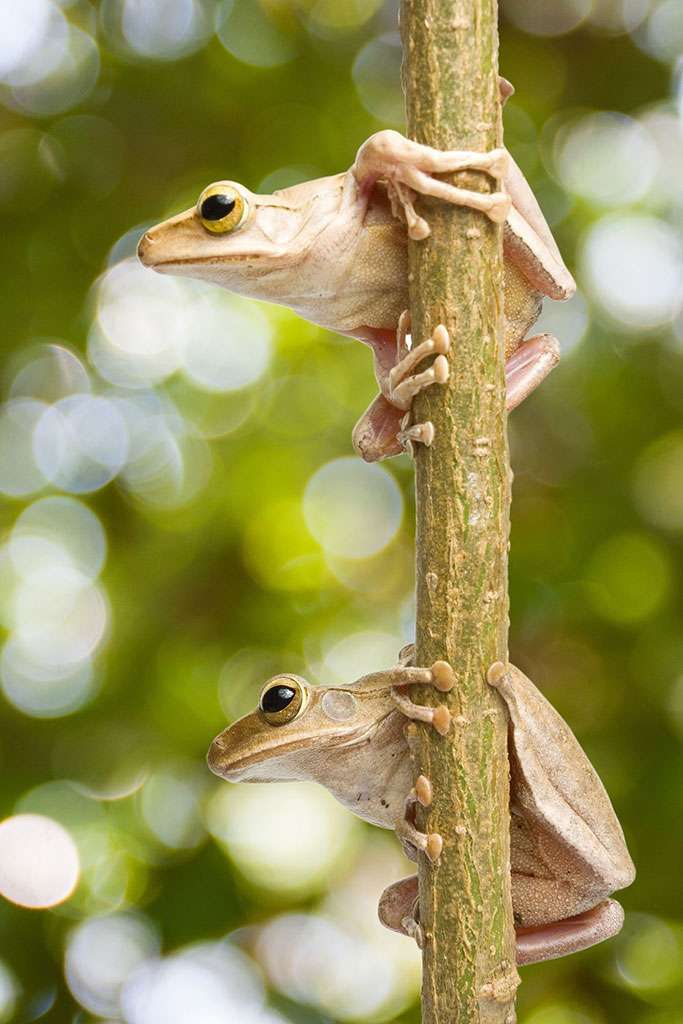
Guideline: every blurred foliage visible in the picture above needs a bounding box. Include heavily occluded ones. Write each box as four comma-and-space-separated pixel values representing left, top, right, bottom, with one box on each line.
0, 0, 682, 1021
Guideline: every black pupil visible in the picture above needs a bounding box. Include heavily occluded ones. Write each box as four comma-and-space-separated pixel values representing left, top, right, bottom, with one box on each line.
261, 685, 296, 714
201, 194, 236, 221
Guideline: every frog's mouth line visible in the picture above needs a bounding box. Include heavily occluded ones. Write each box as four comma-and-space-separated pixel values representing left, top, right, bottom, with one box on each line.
148, 253, 263, 268
208, 711, 396, 780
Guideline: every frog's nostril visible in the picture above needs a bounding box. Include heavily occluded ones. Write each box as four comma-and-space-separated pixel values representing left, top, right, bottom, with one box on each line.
136, 232, 156, 265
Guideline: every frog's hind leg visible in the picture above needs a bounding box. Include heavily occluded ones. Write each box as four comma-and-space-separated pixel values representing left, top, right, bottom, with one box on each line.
352, 320, 451, 462
516, 899, 625, 965
505, 334, 560, 411
378, 879, 625, 964
352, 395, 405, 462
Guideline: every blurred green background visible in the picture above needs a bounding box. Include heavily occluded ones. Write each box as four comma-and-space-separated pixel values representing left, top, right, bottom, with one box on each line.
0, 0, 682, 1021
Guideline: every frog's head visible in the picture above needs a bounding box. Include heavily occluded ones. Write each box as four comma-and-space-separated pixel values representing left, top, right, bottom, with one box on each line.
137, 179, 316, 295
207, 673, 392, 785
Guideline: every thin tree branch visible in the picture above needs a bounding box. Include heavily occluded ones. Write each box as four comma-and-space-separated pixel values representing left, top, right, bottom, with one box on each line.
399, 1, 519, 1020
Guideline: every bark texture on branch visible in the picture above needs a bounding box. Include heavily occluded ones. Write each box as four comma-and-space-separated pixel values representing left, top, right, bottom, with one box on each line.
399, 1, 519, 1021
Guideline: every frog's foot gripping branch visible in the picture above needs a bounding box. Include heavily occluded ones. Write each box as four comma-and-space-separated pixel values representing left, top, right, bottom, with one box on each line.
352, 317, 451, 462
390, 314, 450, 458
390, 658, 455, 875
353, 131, 511, 240
390, 658, 455, 736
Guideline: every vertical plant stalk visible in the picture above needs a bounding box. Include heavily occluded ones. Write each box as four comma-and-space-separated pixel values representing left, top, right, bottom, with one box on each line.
399, 1, 519, 1021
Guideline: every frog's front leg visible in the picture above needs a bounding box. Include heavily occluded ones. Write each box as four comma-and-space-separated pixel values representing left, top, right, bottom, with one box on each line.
388, 656, 456, 865
353, 131, 511, 239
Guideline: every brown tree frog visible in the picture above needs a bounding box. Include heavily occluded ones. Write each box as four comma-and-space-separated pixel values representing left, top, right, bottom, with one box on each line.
138, 83, 575, 461
207, 651, 634, 965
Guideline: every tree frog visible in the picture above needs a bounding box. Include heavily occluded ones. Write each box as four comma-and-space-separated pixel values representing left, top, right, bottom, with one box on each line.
207, 652, 634, 964
138, 83, 575, 461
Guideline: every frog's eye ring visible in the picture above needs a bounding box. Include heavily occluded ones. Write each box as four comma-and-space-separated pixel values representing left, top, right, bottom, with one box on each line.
258, 675, 308, 726
197, 183, 247, 234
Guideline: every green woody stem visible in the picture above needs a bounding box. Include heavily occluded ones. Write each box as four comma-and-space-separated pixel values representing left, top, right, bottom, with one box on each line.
399, 0, 519, 1020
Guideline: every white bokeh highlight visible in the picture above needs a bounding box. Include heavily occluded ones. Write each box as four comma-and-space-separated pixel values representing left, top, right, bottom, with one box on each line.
580, 213, 683, 330
121, 942, 270, 1024
65, 913, 160, 1018
33, 395, 129, 493
257, 913, 409, 1021
206, 782, 356, 894
321, 631, 404, 685
303, 458, 403, 558
0, 814, 79, 908
553, 112, 658, 206
90, 259, 272, 393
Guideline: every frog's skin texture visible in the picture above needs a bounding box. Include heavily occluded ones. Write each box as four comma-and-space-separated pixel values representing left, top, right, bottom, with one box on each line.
208, 656, 634, 965
138, 86, 575, 461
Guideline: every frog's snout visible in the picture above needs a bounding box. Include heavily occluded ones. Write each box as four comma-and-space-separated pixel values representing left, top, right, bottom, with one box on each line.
206, 732, 230, 777
136, 231, 156, 268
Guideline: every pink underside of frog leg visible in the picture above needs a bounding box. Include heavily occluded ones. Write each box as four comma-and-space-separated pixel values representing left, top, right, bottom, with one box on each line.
505, 334, 561, 411
352, 394, 404, 462
379, 879, 625, 965
515, 899, 624, 965
378, 874, 419, 932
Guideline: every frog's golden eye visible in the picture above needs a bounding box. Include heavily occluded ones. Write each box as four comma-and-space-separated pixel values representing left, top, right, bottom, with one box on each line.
197, 183, 247, 234
258, 675, 308, 726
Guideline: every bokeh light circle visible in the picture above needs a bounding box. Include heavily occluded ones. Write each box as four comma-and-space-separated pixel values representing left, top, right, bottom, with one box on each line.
585, 531, 671, 624
0, 813, 79, 907
553, 112, 658, 206
581, 214, 683, 330
303, 458, 403, 558
179, 298, 272, 392
12, 564, 108, 666
633, 430, 683, 531
65, 913, 160, 1017
206, 782, 356, 895
501, 0, 591, 35
257, 913, 404, 1021
1, 639, 95, 718
0, 961, 18, 1024
33, 394, 129, 492
13, 496, 106, 578
121, 942, 266, 1024
321, 631, 403, 685
0, 399, 48, 497
352, 34, 403, 125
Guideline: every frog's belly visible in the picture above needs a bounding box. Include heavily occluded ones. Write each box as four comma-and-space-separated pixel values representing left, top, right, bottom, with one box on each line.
291, 214, 542, 348
295, 218, 410, 336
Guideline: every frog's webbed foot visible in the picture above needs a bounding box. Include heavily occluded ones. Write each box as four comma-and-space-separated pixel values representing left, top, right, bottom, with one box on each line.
353, 131, 511, 239
389, 323, 450, 411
